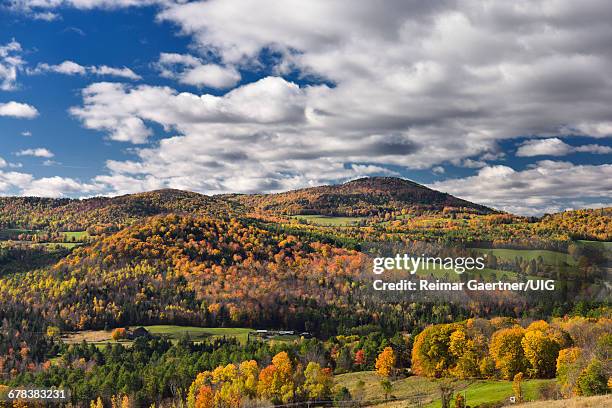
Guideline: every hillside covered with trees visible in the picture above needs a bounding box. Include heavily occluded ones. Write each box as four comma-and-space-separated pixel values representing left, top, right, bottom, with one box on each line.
0, 177, 609, 406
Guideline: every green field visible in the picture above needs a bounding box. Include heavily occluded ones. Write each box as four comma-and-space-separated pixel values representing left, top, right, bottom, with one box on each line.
62, 231, 90, 241
577, 240, 612, 251
471, 248, 576, 266
0, 228, 87, 248
426, 379, 553, 408
62, 325, 253, 347
292, 215, 366, 226
144, 325, 252, 344
335, 371, 553, 407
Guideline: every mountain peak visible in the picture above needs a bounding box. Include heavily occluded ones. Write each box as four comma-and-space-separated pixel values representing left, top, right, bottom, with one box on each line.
234, 176, 495, 216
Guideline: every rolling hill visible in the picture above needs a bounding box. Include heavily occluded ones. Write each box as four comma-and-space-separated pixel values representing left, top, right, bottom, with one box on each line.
227, 177, 496, 216
0, 177, 495, 232
0, 189, 242, 232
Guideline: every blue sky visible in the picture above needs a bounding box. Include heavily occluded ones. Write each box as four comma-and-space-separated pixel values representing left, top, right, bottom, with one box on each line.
1, 1, 611, 215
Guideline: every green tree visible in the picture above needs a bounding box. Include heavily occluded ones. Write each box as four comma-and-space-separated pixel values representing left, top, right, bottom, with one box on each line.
577, 359, 608, 396
380, 378, 393, 401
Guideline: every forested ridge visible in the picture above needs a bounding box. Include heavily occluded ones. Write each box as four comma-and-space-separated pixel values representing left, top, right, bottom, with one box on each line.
0, 189, 241, 233
227, 177, 496, 216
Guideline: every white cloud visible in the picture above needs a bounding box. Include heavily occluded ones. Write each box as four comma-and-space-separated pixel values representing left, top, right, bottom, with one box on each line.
32, 11, 60, 21
20, 176, 96, 197
0, 102, 39, 118
21, 131, 32, 136
516, 138, 572, 157
0, 171, 33, 193
0, 40, 24, 90
156, 53, 240, 89
0, 169, 100, 198
70, 77, 309, 143
0, 157, 7, 168
432, 166, 445, 174
574, 144, 612, 154
90, 65, 141, 80
454, 158, 488, 169
37, 61, 86, 75
430, 161, 612, 215
15, 148, 54, 158
30, 60, 141, 80
517, 138, 612, 157
564, 122, 612, 138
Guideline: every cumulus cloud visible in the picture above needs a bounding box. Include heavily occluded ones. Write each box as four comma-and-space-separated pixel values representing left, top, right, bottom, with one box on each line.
156, 52, 240, 89
430, 161, 612, 215
0, 40, 24, 90
32, 11, 60, 21
30, 60, 141, 80
0, 101, 38, 118
517, 138, 612, 157
15, 148, 54, 158
70, 77, 309, 143
0, 169, 99, 197
20, 176, 97, 197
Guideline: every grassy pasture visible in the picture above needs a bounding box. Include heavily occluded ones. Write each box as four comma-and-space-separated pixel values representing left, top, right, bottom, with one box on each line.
515, 394, 611, 407
62, 231, 90, 241
335, 371, 554, 408
471, 247, 576, 266
291, 215, 366, 226
0, 228, 87, 248
144, 325, 252, 344
62, 325, 253, 347
425, 379, 552, 408
577, 240, 612, 251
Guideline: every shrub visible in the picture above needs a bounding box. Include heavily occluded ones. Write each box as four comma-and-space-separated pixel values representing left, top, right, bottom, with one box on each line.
111, 328, 127, 341
577, 359, 608, 396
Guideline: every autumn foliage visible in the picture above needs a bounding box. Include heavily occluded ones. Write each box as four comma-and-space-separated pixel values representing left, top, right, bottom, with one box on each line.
411, 317, 610, 383
187, 352, 333, 407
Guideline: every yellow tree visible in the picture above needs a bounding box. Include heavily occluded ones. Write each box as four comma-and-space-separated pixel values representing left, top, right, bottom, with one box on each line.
449, 328, 479, 379
90, 397, 104, 408
411, 323, 460, 377
489, 327, 529, 380
238, 360, 259, 398
512, 372, 524, 403
303, 362, 333, 401
556, 347, 582, 397
521, 329, 561, 378
375, 347, 396, 378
